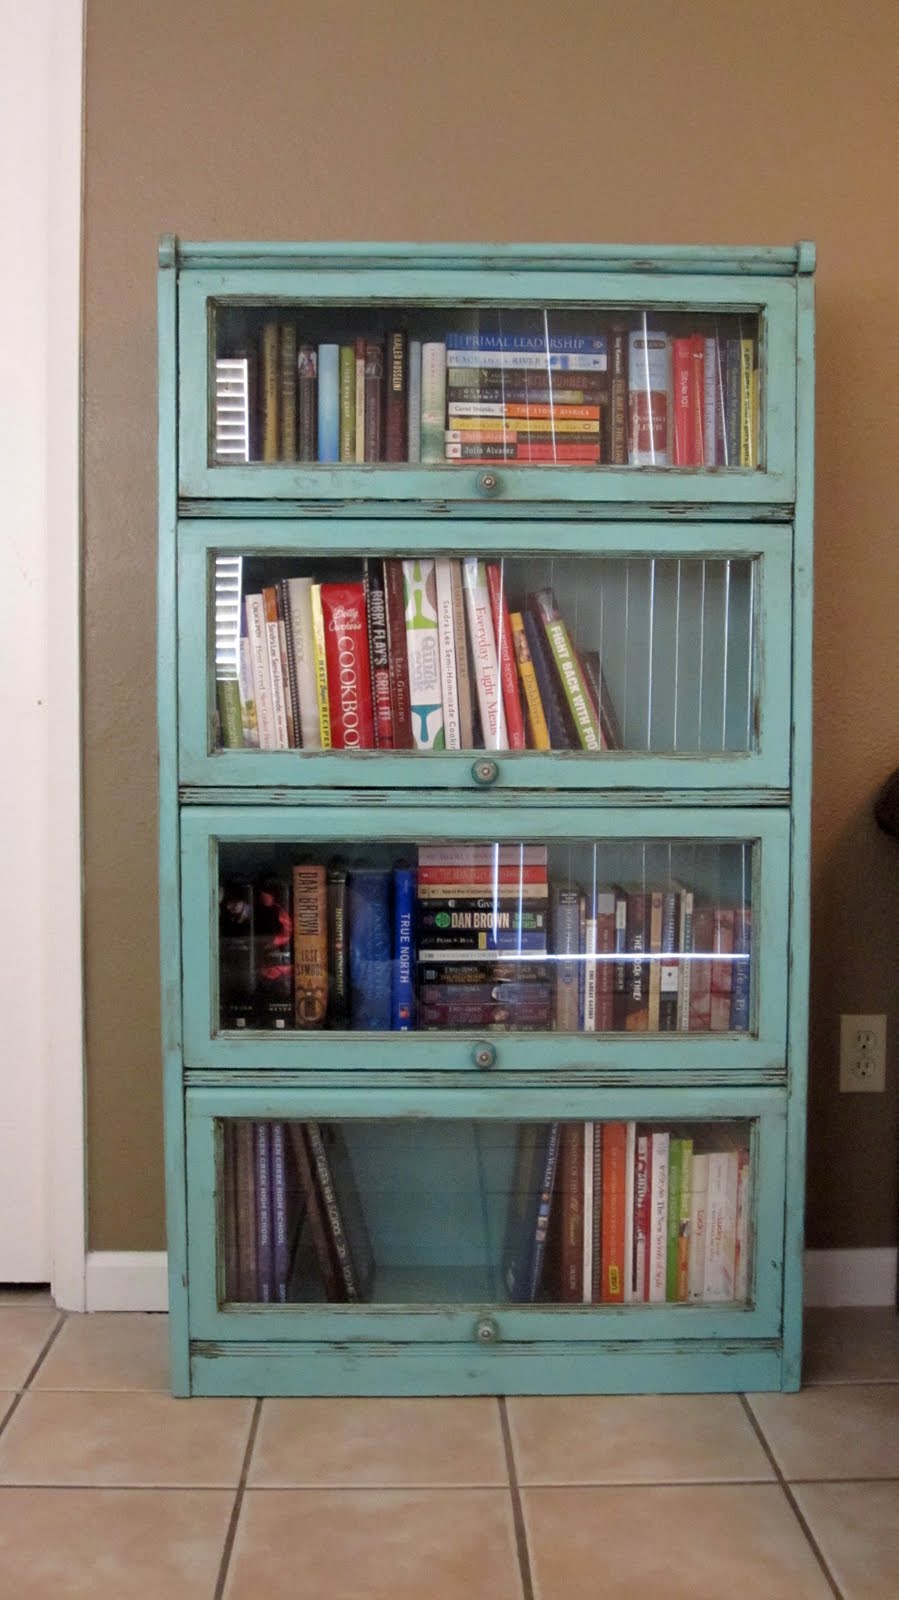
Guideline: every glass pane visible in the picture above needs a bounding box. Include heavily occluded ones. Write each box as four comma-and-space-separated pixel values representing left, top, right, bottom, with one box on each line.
210, 303, 762, 471
217, 837, 754, 1036
211, 553, 757, 756
218, 1117, 755, 1308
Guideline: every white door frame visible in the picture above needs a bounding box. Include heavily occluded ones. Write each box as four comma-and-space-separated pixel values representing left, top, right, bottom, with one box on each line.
0, 0, 86, 1308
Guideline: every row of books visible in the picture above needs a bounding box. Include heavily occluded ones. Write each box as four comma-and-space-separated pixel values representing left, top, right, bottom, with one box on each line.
214, 317, 759, 469
223, 1120, 373, 1304
508, 1120, 751, 1306
223, 1118, 750, 1307
219, 847, 751, 1034
216, 559, 620, 755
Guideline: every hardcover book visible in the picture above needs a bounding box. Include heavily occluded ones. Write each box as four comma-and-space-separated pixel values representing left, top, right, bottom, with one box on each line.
304, 1121, 375, 1301
319, 581, 375, 750
503, 1122, 562, 1302
292, 863, 328, 1028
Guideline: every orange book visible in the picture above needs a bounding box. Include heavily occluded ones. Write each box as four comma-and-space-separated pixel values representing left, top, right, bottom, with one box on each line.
599, 1121, 628, 1303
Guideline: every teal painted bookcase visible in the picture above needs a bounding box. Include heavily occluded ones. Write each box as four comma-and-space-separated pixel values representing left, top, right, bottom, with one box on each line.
158, 240, 814, 1396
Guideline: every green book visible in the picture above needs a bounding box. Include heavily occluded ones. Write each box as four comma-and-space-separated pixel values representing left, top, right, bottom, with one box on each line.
339, 343, 356, 462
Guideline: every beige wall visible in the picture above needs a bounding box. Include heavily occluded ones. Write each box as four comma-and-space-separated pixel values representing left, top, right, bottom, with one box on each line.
83, 0, 899, 1249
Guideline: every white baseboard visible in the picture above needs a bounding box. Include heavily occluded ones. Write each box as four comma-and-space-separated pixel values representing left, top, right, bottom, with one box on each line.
803, 1248, 897, 1308
80, 1248, 896, 1314
85, 1252, 169, 1312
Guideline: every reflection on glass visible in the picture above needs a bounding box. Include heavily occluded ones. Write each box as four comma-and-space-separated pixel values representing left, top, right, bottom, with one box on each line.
217, 838, 753, 1036
211, 554, 757, 756
219, 1118, 753, 1309
211, 304, 761, 470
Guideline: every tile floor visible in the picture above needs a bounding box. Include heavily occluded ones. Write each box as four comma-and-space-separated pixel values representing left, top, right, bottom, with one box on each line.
0, 1296, 897, 1598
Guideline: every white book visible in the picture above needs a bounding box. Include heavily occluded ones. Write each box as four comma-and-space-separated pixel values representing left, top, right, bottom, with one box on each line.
677, 886, 694, 1031
628, 324, 669, 466
434, 558, 462, 749
448, 558, 474, 748
244, 592, 276, 750
420, 342, 447, 462
401, 559, 444, 749
734, 1148, 751, 1302
264, 606, 291, 750
703, 1149, 739, 1302
648, 1130, 670, 1303
407, 338, 422, 461
460, 557, 507, 750
284, 576, 321, 749
238, 633, 259, 747
582, 916, 597, 1031
582, 1121, 594, 1303
623, 1120, 637, 1302
446, 349, 607, 371
687, 1152, 710, 1302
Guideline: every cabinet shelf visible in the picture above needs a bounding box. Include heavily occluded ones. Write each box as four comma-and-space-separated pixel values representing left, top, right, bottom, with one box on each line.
159, 239, 813, 1396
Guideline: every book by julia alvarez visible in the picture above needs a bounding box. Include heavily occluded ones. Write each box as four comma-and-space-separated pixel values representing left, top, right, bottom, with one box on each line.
319, 582, 375, 750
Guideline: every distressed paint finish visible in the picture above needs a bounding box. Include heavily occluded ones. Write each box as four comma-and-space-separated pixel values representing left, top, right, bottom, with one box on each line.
158, 239, 813, 1396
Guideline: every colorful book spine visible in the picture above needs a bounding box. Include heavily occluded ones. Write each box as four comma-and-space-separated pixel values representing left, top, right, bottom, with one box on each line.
447, 332, 607, 354
316, 343, 339, 462
304, 1122, 372, 1301
522, 609, 573, 748
254, 1121, 274, 1301
447, 401, 602, 420
704, 335, 719, 467
447, 349, 607, 370
627, 323, 669, 466
308, 584, 333, 749
609, 325, 629, 465
687, 1151, 710, 1302
218, 878, 255, 1030
384, 329, 407, 461
672, 336, 694, 467
551, 885, 581, 1031
557, 1123, 584, 1301
354, 335, 366, 464
633, 1131, 652, 1301
391, 862, 415, 1031
709, 906, 735, 1032
245, 592, 276, 750
402, 559, 445, 749
703, 1149, 739, 1301
648, 1130, 670, 1303
509, 612, 550, 750
253, 876, 293, 1030
261, 319, 279, 463
433, 557, 462, 749
420, 342, 447, 462
292, 862, 328, 1028
448, 557, 474, 748
326, 861, 349, 1029
262, 586, 291, 749
594, 889, 617, 1032
729, 906, 752, 1030
339, 343, 356, 462
270, 1120, 290, 1301
382, 558, 414, 748
278, 324, 297, 463
319, 581, 375, 750
363, 341, 383, 461
600, 1121, 627, 1303
665, 1137, 685, 1301
297, 343, 317, 461
461, 556, 506, 750
347, 868, 392, 1029
362, 559, 394, 749
418, 844, 548, 867
530, 589, 601, 751
739, 335, 756, 467
407, 338, 422, 461
485, 563, 526, 750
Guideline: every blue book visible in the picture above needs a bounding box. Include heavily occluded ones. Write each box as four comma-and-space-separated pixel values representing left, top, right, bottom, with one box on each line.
446, 332, 607, 355
503, 1122, 562, 1302
729, 906, 752, 1030
317, 343, 339, 461
392, 863, 415, 1030
348, 867, 392, 1029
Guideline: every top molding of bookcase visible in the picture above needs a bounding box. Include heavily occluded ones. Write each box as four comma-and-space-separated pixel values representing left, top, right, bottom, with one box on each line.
159, 237, 816, 278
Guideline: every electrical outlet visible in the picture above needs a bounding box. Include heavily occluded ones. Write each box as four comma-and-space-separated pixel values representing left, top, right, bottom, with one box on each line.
839, 1013, 887, 1093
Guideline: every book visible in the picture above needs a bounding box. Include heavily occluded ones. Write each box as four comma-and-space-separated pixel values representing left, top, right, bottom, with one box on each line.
633, 1130, 652, 1301
676, 885, 695, 1032
354, 335, 366, 464
434, 557, 462, 749
419, 1002, 552, 1030
308, 584, 333, 749
297, 343, 317, 461
687, 903, 714, 1030
447, 401, 602, 420
420, 342, 447, 462
529, 589, 602, 752
417, 861, 547, 887
593, 889, 617, 1032
555, 1123, 584, 1301
339, 344, 356, 461
363, 559, 394, 749
690, 333, 706, 467
734, 1145, 751, 1301
522, 609, 574, 749
622, 1120, 637, 1301
448, 557, 475, 748
608, 326, 629, 465
447, 332, 608, 355
288, 1122, 342, 1301
582, 1121, 597, 1301
232, 1120, 258, 1301
447, 348, 607, 371
550, 885, 581, 1032
485, 564, 526, 750
254, 876, 293, 1030
729, 906, 752, 1030
647, 888, 664, 1031
363, 340, 384, 461
261, 319, 280, 463
270, 1120, 291, 1301
703, 1147, 739, 1301
416, 880, 548, 901
348, 867, 392, 1029
402, 559, 445, 749
509, 612, 551, 751
709, 906, 735, 1032
687, 1151, 710, 1302
665, 1137, 685, 1301
319, 581, 375, 750
407, 337, 422, 461
244, 592, 277, 750
392, 861, 415, 1030
317, 343, 339, 462
503, 1122, 561, 1301
326, 860, 350, 1029
672, 336, 694, 467
279, 324, 297, 462
647, 1130, 670, 1302
292, 862, 328, 1028
619, 890, 650, 1031
461, 557, 506, 750
304, 1122, 375, 1301
628, 323, 669, 466
262, 586, 291, 748
385, 329, 407, 461
219, 878, 255, 1029
382, 558, 414, 748
599, 1121, 627, 1303
254, 1120, 274, 1301
659, 889, 681, 1032
418, 844, 548, 868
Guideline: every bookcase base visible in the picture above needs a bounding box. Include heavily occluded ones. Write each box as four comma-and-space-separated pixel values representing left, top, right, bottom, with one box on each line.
187, 1338, 791, 1398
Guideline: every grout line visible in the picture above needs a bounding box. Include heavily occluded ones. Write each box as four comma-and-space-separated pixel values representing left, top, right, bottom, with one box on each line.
739, 1394, 845, 1600
498, 1399, 535, 1600
213, 1397, 262, 1600
0, 1313, 69, 1439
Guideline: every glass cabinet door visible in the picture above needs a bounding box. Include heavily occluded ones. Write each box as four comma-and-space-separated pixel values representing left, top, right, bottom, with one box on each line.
175, 255, 799, 504
179, 806, 789, 1075
177, 521, 792, 790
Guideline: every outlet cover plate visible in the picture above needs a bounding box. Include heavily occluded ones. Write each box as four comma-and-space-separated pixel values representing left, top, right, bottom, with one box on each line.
839, 1013, 887, 1093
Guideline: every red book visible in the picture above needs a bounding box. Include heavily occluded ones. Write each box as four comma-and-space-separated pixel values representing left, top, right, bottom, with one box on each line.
417, 863, 547, 887
318, 582, 375, 750
382, 559, 414, 748
672, 336, 694, 466
633, 1132, 652, 1301
599, 1121, 627, 1303
690, 333, 706, 466
485, 563, 527, 750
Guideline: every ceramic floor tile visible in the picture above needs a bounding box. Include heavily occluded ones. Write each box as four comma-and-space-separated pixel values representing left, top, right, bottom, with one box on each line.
0, 1306, 61, 1388
224, 1487, 523, 1600
0, 1390, 254, 1487
522, 1484, 834, 1599
0, 1487, 233, 1599
32, 1313, 169, 1392
747, 1384, 899, 1480
250, 1396, 507, 1486
803, 1308, 899, 1384
793, 1480, 899, 1600
507, 1393, 773, 1484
